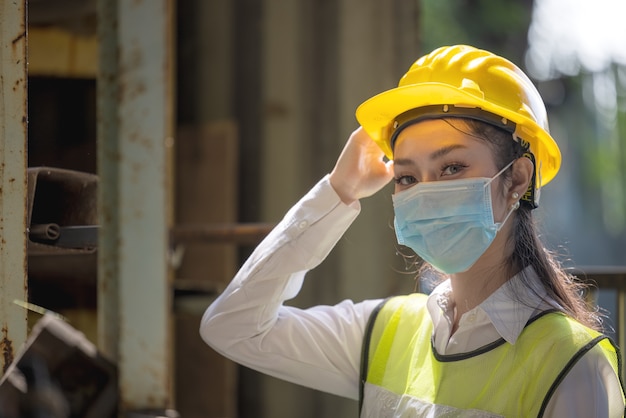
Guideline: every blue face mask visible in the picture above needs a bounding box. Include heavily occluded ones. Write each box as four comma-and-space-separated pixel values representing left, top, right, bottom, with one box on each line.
392, 161, 516, 274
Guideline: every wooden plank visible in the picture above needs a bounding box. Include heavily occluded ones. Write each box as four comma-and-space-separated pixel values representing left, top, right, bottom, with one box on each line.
174, 121, 239, 417
175, 311, 237, 418
175, 121, 238, 285
28, 26, 97, 78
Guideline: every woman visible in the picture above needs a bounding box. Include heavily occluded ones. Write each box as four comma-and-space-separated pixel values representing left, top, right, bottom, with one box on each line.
200, 45, 625, 417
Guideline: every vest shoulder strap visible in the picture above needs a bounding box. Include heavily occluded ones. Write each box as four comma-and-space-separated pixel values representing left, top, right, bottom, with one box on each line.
358, 294, 428, 415
358, 297, 387, 414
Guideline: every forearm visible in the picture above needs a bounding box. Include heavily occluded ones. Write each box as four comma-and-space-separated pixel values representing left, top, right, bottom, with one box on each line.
199, 175, 376, 397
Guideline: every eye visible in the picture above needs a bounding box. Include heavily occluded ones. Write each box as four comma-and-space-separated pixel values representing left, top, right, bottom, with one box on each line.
441, 163, 467, 177
394, 175, 417, 186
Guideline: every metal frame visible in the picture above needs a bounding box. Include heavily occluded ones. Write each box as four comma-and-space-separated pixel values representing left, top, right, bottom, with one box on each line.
0, 0, 28, 373
97, 0, 175, 411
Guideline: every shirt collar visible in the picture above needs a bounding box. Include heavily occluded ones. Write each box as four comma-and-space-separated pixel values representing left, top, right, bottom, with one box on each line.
426, 266, 561, 345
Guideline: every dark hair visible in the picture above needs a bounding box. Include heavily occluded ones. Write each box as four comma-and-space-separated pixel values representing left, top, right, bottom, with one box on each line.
416, 118, 602, 331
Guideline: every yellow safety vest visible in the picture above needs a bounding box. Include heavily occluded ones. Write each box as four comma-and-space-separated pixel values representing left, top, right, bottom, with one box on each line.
360, 294, 624, 417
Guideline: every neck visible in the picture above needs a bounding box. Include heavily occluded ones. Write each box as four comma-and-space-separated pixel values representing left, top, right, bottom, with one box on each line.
448, 221, 515, 320
449, 265, 508, 319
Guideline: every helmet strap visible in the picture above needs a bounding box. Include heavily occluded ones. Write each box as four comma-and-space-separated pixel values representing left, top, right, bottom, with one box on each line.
390, 105, 516, 150
520, 151, 539, 209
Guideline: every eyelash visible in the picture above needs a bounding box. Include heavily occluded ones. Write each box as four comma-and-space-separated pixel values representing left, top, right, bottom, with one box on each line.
441, 162, 468, 176
393, 162, 468, 185
394, 175, 415, 186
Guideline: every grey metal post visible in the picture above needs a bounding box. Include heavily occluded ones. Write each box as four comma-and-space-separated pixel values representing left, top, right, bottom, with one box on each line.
0, 0, 28, 373
97, 0, 175, 410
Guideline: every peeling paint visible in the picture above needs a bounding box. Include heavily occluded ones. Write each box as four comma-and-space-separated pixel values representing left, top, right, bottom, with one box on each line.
1, 326, 14, 373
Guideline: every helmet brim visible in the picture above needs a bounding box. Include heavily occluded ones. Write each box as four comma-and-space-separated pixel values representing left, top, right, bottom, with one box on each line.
356, 82, 561, 187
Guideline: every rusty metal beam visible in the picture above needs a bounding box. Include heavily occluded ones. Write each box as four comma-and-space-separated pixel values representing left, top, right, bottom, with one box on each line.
97, 0, 175, 411
0, 0, 28, 374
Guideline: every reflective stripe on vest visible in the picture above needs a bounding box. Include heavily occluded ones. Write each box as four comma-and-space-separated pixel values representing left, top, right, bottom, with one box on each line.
360, 294, 624, 417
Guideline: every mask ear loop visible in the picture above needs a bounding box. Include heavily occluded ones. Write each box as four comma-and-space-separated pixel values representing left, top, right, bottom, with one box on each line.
485, 159, 516, 187
496, 200, 520, 231
483, 159, 519, 231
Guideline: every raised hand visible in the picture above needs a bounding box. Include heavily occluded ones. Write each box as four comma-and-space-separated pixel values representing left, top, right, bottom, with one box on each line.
329, 127, 394, 204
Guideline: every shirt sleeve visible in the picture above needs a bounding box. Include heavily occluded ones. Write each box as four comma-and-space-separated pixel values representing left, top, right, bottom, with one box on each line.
544, 341, 625, 417
200, 174, 383, 400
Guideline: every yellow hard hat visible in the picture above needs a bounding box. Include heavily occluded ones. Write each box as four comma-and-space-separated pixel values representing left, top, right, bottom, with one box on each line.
356, 45, 561, 192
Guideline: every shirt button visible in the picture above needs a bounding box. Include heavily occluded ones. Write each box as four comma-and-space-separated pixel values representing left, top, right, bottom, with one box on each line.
297, 220, 308, 230
466, 312, 477, 323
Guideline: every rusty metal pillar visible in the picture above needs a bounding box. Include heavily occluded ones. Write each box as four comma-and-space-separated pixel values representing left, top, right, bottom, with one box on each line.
97, 0, 175, 412
0, 0, 28, 373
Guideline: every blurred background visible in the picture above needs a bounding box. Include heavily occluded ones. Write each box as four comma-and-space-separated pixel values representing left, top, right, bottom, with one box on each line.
10, 0, 626, 416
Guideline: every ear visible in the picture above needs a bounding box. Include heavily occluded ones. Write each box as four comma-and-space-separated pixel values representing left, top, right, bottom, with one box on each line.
509, 157, 534, 202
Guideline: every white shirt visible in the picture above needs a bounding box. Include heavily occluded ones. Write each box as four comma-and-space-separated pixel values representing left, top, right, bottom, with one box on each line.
201, 175, 624, 417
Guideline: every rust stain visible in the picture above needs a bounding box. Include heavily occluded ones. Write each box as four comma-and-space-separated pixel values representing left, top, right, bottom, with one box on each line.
11, 31, 26, 45
1, 326, 14, 373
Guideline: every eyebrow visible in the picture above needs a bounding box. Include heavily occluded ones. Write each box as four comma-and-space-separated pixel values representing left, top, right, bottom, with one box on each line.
393, 143, 468, 166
